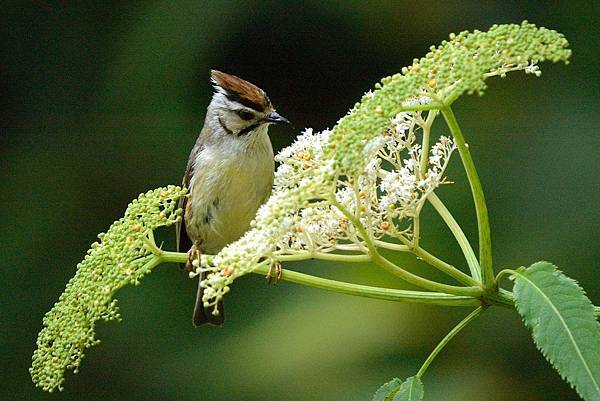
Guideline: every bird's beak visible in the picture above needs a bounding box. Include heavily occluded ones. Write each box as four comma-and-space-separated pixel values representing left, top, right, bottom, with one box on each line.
266, 111, 290, 125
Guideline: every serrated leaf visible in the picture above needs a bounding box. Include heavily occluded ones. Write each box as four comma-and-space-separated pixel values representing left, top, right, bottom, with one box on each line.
513, 261, 600, 401
373, 378, 403, 401
392, 376, 424, 401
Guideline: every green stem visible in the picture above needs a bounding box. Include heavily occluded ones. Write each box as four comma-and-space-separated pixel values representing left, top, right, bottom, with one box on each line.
374, 254, 482, 296
413, 110, 438, 249
486, 288, 514, 308
373, 240, 476, 286
157, 250, 187, 264
428, 192, 481, 281
276, 251, 371, 263
156, 248, 479, 306
419, 110, 438, 175
159, 243, 481, 296
155, 248, 524, 309
416, 306, 485, 378
495, 268, 516, 283
252, 264, 480, 307
331, 198, 483, 297
372, 240, 411, 252
441, 106, 494, 288
413, 246, 479, 287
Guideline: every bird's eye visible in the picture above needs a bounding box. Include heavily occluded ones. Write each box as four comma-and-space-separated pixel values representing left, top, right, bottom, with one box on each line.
237, 110, 254, 121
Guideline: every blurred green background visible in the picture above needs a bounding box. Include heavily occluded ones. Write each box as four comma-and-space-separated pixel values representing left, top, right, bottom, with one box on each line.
2, 1, 599, 400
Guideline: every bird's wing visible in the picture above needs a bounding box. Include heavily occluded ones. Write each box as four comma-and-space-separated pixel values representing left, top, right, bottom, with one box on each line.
176, 141, 202, 254
175, 182, 192, 254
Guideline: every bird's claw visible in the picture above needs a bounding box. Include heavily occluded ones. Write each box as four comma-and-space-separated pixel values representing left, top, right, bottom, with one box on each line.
185, 241, 202, 273
266, 260, 283, 285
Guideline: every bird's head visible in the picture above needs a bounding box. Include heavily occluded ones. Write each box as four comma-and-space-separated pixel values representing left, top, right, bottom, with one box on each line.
208, 69, 289, 137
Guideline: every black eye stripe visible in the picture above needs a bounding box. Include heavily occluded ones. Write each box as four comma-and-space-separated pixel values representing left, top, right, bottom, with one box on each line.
237, 122, 262, 136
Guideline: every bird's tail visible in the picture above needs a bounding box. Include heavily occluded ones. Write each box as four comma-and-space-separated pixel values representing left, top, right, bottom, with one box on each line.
193, 271, 225, 326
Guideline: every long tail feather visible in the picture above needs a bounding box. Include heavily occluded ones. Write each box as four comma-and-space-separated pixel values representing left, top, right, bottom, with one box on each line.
193, 271, 225, 326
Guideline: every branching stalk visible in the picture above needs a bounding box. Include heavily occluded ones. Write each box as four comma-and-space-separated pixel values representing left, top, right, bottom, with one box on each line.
252, 264, 480, 306
441, 106, 494, 288
374, 239, 476, 286
418, 110, 438, 175
428, 192, 481, 281
330, 197, 483, 297
413, 246, 479, 286
276, 252, 371, 263
154, 248, 481, 306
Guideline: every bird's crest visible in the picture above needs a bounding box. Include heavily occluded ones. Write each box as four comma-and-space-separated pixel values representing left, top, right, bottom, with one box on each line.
211, 69, 272, 112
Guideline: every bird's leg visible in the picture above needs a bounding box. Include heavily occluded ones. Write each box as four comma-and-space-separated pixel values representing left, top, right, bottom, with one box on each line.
185, 240, 202, 273
266, 260, 283, 285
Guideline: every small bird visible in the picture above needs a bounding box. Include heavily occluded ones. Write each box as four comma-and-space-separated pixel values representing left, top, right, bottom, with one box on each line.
176, 70, 289, 326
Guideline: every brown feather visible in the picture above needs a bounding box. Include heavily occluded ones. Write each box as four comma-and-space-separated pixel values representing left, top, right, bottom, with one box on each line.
211, 69, 272, 112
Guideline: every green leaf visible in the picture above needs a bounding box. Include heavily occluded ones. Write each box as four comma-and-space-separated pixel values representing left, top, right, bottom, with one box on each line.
373, 378, 403, 401
392, 377, 424, 401
513, 261, 600, 401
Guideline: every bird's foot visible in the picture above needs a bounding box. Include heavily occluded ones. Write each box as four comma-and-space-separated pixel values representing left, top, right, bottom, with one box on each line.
185, 241, 202, 273
266, 260, 283, 285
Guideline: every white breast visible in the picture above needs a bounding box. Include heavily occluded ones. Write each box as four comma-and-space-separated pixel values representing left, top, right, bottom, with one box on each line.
187, 128, 274, 254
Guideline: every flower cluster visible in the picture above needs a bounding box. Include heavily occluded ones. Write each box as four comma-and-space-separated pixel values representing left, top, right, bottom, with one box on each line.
328, 21, 572, 172
30, 186, 186, 392
195, 109, 456, 313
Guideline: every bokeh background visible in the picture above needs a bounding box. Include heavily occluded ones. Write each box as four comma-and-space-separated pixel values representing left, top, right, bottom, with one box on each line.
2, 1, 599, 400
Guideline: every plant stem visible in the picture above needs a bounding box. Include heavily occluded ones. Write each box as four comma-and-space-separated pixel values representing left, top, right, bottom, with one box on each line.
428, 192, 481, 281
154, 248, 521, 308
158, 242, 481, 296
485, 289, 514, 308
373, 254, 482, 296
441, 106, 494, 288
373, 239, 475, 286
330, 198, 483, 297
157, 250, 187, 264
413, 246, 479, 287
416, 306, 485, 378
372, 240, 411, 252
419, 110, 438, 175
154, 247, 479, 306
413, 110, 438, 249
275, 251, 372, 263
251, 264, 480, 307
495, 268, 517, 283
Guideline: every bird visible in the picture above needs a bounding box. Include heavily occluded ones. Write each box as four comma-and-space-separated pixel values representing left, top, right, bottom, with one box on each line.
176, 69, 289, 326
